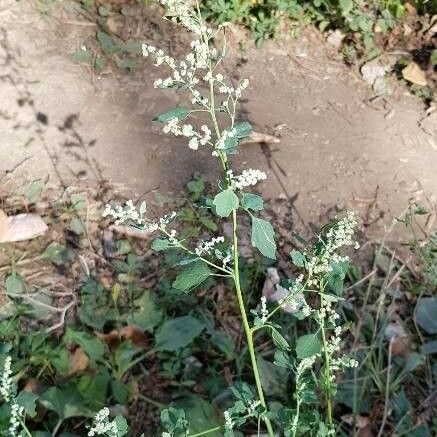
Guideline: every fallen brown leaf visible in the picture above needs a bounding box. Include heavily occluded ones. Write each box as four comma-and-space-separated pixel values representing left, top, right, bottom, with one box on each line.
402, 62, 427, 87
68, 347, 90, 376
97, 325, 148, 349
0, 212, 48, 243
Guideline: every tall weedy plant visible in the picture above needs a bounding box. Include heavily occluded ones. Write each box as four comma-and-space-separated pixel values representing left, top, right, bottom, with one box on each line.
103, 1, 359, 435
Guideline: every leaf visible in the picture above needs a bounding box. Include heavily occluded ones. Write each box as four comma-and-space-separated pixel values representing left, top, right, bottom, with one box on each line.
97, 31, 119, 55
23, 179, 44, 203
69, 217, 86, 235
42, 242, 75, 265
174, 396, 221, 436
152, 238, 172, 251
16, 391, 39, 417
153, 107, 191, 123
122, 40, 141, 54
172, 261, 211, 292
402, 62, 427, 87
422, 340, 437, 355
339, 0, 353, 14
251, 216, 276, 259
234, 121, 253, 139
161, 407, 189, 436
257, 356, 289, 398
63, 328, 105, 362
5, 273, 25, 294
126, 292, 162, 331
290, 249, 306, 268
40, 386, 92, 420
213, 189, 239, 218
67, 347, 90, 376
270, 326, 290, 350
200, 217, 218, 231
155, 316, 205, 351
71, 49, 93, 64
415, 297, 437, 334
241, 193, 263, 211
114, 416, 129, 436
295, 334, 321, 359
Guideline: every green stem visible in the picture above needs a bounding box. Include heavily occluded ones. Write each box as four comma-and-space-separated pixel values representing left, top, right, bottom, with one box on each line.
320, 321, 333, 426
189, 425, 223, 437
231, 210, 275, 437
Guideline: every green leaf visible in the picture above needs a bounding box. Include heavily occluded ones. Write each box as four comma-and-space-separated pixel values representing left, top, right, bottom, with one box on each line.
290, 249, 306, 268
152, 238, 172, 251
153, 107, 191, 123
234, 121, 253, 139
339, 0, 353, 14
270, 326, 290, 350
114, 416, 129, 436
122, 40, 142, 54
111, 379, 129, 404
23, 179, 44, 203
251, 216, 276, 259
172, 261, 211, 292
5, 273, 25, 294
241, 193, 263, 211
69, 217, 86, 235
174, 396, 221, 436
415, 297, 437, 334
213, 189, 239, 217
431, 50, 437, 66
200, 216, 218, 231
257, 356, 289, 398
16, 391, 39, 417
97, 31, 119, 55
42, 242, 75, 265
63, 328, 105, 362
295, 334, 321, 359
126, 292, 162, 331
161, 407, 190, 436
40, 386, 92, 420
422, 340, 437, 355
71, 49, 93, 64
155, 315, 205, 351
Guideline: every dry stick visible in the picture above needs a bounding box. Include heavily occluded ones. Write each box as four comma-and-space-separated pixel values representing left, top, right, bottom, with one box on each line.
344, 268, 377, 292
377, 337, 395, 437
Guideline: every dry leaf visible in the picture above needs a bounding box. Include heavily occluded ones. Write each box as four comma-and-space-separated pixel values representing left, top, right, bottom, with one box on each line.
240, 131, 280, 145
68, 347, 90, 376
341, 414, 370, 429
97, 325, 148, 349
0, 213, 48, 243
402, 62, 427, 87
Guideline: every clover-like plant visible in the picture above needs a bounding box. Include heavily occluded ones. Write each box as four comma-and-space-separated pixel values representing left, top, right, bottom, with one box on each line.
103, 1, 359, 436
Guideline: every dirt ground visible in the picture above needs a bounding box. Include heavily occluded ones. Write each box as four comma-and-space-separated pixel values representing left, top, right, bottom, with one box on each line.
1, 0, 436, 242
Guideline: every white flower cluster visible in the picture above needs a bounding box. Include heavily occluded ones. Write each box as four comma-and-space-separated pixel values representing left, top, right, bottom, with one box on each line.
306, 211, 358, 277
162, 118, 212, 150
103, 200, 145, 226
224, 410, 234, 431
88, 408, 119, 437
9, 401, 24, 436
247, 399, 262, 415
195, 236, 224, 256
103, 201, 176, 233
160, 0, 209, 35
0, 356, 12, 401
218, 78, 249, 98
317, 300, 340, 325
260, 296, 269, 323
213, 128, 237, 155
227, 169, 267, 190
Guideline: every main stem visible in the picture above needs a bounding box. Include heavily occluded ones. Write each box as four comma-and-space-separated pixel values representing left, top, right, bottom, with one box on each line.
231, 210, 275, 437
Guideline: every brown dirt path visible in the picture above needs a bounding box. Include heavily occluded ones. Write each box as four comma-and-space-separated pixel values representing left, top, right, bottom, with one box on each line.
1, 0, 436, 241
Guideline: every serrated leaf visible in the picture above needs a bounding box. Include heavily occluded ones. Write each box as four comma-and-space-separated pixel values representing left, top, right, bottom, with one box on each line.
172, 261, 211, 291
213, 189, 239, 218
251, 216, 276, 259
241, 193, 263, 211
155, 316, 205, 351
63, 328, 104, 362
234, 121, 252, 139
415, 297, 437, 334
153, 107, 191, 123
126, 291, 162, 331
296, 334, 321, 359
